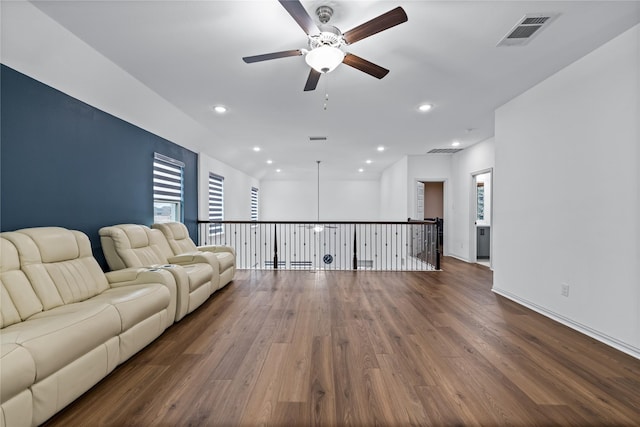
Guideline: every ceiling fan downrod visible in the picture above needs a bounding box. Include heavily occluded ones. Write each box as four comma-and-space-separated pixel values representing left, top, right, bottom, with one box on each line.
316, 6, 333, 24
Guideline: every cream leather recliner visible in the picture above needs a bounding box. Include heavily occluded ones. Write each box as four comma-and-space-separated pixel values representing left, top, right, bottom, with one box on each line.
151, 222, 236, 290
99, 224, 216, 321
0, 227, 175, 427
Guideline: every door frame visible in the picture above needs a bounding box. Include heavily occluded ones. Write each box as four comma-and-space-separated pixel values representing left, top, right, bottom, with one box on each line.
470, 168, 493, 268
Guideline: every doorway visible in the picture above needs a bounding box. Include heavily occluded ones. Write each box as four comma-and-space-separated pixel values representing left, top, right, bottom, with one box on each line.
421, 181, 444, 255
471, 170, 492, 268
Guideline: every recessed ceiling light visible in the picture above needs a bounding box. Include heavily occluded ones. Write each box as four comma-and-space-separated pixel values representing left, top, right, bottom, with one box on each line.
276, 169, 281, 173
418, 103, 433, 112
266, 159, 273, 164
358, 168, 364, 173
253, 146, 261, 152
452, 141, 461, 147
365, 159, 372, 164
213, 105, 227, 114
377, 146, 385, 152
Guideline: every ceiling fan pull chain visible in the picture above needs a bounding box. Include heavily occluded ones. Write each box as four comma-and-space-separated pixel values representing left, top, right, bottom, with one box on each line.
323, 78, 329, 111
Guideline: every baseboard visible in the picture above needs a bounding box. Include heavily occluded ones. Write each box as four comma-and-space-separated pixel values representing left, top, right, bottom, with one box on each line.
492, 287, 640, 360
445, 254, 493, 270
446, 253, 471, 263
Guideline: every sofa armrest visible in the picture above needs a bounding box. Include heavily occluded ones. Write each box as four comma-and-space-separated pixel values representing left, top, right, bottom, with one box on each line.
105, 267, 179, 324
167, 251, 218, 267
197, 245, 236, 257
105, 267, 172, 287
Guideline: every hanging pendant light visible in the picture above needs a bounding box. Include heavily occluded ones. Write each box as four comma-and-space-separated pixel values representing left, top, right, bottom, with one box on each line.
314, 160, 324, 233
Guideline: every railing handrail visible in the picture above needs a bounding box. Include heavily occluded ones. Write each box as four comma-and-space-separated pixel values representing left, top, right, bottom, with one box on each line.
198, 220, 441, 271
198, 220, 438, 225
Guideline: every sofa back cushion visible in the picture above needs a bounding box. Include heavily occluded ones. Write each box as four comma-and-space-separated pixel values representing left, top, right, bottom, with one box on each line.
0, 237, 43, 328
2, 228, 109, 310
99, 224, 168, 270
151, 222, 197, 255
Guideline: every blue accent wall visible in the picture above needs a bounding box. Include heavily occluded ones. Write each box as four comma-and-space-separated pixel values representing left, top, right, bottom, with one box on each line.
0, 65, 198, 269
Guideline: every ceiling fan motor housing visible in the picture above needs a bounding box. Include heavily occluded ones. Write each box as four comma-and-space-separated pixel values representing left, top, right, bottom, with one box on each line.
308, 25, 344, 49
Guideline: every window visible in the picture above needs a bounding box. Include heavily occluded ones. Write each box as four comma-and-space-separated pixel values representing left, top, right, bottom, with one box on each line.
209, 172, 224, 234
153, 153, 184, 223
251, 187, 259, 221
476, 182, 485, 221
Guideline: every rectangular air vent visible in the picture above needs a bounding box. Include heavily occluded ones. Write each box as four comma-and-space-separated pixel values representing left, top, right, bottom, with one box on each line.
309, 136, 327, 142
497, 13, 558, 47
428, 148, 464, 154
290, 260, 313, 269
357, 260, 374, 269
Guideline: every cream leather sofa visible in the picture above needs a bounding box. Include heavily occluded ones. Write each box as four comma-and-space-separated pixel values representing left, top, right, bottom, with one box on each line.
0, 227, 177, 427
99, 224, 219, 321
151, 222, 235, 290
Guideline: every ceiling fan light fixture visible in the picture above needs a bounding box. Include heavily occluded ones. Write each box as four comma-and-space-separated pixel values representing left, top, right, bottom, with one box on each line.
305, 45, 345, 73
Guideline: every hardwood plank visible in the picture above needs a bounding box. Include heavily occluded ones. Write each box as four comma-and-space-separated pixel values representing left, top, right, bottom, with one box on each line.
309, 335, 336, 427
277, 298, 313, 402
375, 353, 432, 425
239, 343, 288, 426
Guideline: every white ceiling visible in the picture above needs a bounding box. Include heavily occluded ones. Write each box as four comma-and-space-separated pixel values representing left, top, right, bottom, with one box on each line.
21, 1, 640, 179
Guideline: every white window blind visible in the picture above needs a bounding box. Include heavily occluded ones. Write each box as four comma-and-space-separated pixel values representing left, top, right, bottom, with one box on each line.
209, 172, 224, 234
251, 187, 259, 221
153, 153, 184, 223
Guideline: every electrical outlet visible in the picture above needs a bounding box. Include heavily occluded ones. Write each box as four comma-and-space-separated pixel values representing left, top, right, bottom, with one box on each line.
561, 283, 570, 297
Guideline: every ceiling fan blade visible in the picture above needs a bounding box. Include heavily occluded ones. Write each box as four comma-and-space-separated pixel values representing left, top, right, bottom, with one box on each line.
243, 49, 303, 63
342, 53, 389, 79
342, 6, 408, 45
278, 0, 319, 35
304, 68, 321, 91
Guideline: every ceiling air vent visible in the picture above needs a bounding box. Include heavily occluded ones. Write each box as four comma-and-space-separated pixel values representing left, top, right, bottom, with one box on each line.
309, 136, 327, 142
497, 13, 558, 47
428, 148, 463, 154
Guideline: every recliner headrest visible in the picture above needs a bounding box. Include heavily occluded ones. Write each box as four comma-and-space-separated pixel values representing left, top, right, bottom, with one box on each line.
99, 224, 151, 249
9, 227, 81, 264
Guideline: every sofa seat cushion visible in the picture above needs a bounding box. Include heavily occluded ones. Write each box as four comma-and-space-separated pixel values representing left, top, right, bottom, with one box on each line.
216, 252, 235, 272
0, 343, 36, 403
2, 302, 121, 382
182, 264, 213, 292
91, 284, 170, 331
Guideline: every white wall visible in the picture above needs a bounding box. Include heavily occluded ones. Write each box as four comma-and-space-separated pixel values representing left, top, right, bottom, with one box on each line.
493, 25, 639, 358
450, 138, 495, 261
380, 156, 409, 220
260, 179, 380, 221
198, 153, 259, 221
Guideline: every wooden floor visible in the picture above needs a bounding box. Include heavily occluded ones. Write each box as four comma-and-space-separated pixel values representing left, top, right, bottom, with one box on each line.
45, 257, 640, 426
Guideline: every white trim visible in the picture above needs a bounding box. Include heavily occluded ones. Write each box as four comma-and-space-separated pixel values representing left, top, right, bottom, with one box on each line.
492, 287, 640, 360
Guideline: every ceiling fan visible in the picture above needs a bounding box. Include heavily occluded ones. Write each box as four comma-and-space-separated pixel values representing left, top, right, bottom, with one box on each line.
242, 1, 408, 91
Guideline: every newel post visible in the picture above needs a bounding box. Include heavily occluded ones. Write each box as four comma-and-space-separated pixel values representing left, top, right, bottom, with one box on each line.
273, 224, 278, 269
352, 227, 358, 270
